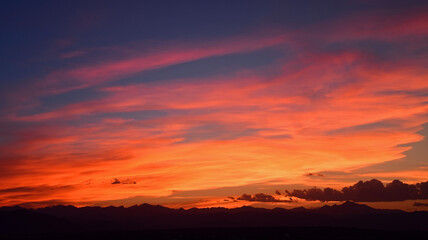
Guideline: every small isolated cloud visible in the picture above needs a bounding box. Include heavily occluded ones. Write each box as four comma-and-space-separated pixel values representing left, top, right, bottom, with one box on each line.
286, 179, 428, 202
237, 193, 292, 203
305, 172, 324, 177
111, 178, 137, 185
112, 178, 121, 184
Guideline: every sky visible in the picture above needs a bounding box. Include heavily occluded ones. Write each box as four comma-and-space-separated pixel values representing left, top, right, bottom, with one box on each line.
0, 0, 427, 211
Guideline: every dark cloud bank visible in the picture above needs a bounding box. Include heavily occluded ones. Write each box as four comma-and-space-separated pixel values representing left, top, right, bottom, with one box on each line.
286, 179, 428, 202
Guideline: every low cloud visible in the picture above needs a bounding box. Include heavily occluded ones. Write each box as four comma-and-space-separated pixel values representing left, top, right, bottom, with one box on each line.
0, 185, 76, 195
286, 179, 428, 202
0, 185, 77, 207
17, 199, 68, 208
413, 202, 428, 207
237, 193, 293, 203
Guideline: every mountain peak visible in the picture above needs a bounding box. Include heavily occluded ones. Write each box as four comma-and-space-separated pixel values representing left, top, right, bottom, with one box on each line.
314, 201, 376, 215
340, 201, 373, 209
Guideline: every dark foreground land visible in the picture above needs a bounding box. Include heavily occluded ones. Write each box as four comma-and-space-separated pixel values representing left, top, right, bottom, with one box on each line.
1, 201, 427, 239
1, 227, 427, 240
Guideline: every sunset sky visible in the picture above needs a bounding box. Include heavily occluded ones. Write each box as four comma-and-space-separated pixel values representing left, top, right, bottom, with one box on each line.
1, 0, 427, 211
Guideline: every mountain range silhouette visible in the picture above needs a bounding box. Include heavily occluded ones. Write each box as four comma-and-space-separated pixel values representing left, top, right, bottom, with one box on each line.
1, 201, 427, 239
